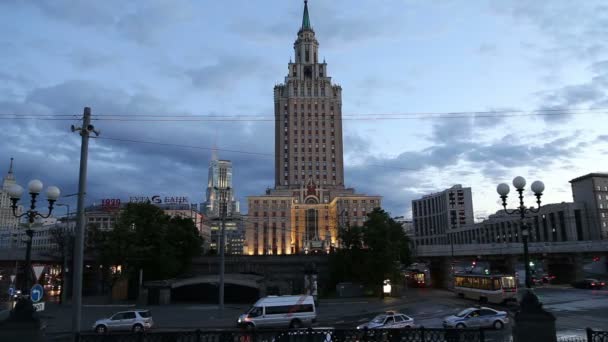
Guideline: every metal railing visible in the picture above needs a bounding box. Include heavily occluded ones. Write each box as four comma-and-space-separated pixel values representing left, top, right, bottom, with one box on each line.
587, 328, 608, 342
74, 328, 486, 342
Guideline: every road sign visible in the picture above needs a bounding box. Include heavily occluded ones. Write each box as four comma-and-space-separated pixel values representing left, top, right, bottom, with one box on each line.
32, 265, 45, 281
33, 302, 45, 312
8, 287, 14, 297
30, 284, 44, 303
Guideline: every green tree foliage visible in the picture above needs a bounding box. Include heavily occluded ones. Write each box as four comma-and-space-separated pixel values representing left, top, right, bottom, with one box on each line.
92, 203, 203, 281
328, 208, 412, 295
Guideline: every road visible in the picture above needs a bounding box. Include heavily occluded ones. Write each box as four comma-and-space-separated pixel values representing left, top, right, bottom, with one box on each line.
30, 286, 608, 340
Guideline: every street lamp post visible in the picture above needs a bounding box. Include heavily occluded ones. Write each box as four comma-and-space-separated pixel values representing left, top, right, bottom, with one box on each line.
496, 176, 544, 290
8, 179, 60, 319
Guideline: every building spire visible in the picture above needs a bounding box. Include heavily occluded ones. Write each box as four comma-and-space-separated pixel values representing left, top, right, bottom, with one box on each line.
8, 157, 13, 174
302, 0, 311, 30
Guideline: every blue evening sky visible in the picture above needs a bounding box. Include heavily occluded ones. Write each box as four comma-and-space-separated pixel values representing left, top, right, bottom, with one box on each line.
1, 0, 607, 219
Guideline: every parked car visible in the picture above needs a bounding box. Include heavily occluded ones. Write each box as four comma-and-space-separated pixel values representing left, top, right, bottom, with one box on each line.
356, 311, 415, 329
572, 279, 606, 289
237, 295, 316, 330
93, 310, 153, 333
443, 307, 508, 330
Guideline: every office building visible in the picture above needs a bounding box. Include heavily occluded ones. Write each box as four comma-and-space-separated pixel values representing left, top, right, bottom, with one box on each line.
570, 173, 608, 240
412, 184, 474, 246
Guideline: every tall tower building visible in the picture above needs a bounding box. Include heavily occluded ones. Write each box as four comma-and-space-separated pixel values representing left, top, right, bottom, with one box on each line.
204, 154, 239, 218
0, 158, 21, 231
274, 0, 344, 189
245, 1, 382, 255
203, 152, 243, 254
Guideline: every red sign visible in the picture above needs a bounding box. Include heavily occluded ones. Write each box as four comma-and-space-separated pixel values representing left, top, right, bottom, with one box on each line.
101, 198, 121, 211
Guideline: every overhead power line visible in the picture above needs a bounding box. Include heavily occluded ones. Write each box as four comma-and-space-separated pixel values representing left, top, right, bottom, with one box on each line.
94, 136, 273, 157
0, 107, 607, 122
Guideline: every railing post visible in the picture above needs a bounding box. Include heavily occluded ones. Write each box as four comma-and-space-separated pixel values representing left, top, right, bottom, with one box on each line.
420, 326, 425, 342
586, 327, 593, 342
196, 329, 202, 342
479, 327, 485, 342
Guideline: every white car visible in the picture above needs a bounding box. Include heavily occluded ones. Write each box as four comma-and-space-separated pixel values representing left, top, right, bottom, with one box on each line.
356, 311, 415, 329
443, 307, 508, 330
92, 310, 154, 333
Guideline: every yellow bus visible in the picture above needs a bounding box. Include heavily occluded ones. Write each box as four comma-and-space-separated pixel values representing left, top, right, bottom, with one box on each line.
454, 274, 517, 304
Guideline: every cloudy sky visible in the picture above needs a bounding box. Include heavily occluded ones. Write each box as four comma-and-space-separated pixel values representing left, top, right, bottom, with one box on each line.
1, 0, 608, 219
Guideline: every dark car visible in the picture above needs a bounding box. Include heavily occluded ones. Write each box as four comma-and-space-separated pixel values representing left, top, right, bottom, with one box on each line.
532, 274, 555, 286
572, 279, 606, 289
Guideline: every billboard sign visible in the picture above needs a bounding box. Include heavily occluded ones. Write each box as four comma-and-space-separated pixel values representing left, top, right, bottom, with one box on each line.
101, 199, 121, 211
129, 196, 189, 205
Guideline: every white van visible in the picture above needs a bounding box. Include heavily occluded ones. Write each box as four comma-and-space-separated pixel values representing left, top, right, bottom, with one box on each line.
237, 295, 317, 329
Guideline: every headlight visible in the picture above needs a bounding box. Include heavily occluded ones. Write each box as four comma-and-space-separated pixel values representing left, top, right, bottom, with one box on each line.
238, 318, 242, 323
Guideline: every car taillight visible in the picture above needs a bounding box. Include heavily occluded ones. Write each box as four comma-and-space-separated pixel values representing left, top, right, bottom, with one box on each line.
601, 282, 605, 286
591, 283, 596, 286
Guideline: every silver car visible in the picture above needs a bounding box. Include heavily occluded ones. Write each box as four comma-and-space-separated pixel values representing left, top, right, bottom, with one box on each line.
357, 311, 416, 330
443, 307, 508, 330
93, 310, 154, 333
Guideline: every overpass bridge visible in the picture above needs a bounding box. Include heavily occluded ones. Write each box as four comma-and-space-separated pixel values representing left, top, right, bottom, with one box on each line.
414, 240, 608, 289
416, 240, 608, 257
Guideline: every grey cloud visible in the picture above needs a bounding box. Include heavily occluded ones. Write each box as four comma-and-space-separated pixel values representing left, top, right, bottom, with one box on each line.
69, 50, 116, 70
534, 58, 608, 123
478, 43, 497, 55
230, 0, 404, 49
343, 124, 590, 217
186, 56, 272, 91
1, 80, 275, 213
115, 0, 194, 45
344, 133, 371, 158
23, 0, 192, 45
27, 1, 117, 27
492, 1, 608, 62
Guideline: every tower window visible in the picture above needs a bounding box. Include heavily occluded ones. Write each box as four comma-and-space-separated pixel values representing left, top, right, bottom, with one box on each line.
304, 66, 312, 79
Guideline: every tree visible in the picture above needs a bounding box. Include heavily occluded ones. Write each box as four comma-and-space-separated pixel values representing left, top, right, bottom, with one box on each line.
328, 208, 412, 296
94, 203, 203, 282
361, 208, 412, 295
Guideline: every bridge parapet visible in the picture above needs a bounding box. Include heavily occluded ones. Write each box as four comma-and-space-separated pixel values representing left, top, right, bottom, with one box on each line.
416, 240, 608, 257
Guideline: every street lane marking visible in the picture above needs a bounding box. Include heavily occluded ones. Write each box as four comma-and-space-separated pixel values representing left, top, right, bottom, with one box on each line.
324, 301, 368, 305
358, 318, 368, 322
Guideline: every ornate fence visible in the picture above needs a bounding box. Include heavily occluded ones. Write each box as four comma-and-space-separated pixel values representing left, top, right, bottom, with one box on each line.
587, 328, 608, 342
75, 328, 485, 342
70, 327, 608, 342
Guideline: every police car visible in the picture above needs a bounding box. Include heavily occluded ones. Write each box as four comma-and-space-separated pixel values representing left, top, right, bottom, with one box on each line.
356, 311, 415, 329
443, 307, 508, 330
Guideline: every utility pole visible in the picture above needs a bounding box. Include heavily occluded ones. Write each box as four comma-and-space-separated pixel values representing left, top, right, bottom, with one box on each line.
71, 107, 98, 335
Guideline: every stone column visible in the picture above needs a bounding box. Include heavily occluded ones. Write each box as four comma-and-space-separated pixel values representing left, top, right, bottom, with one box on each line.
512, 291, 556, 342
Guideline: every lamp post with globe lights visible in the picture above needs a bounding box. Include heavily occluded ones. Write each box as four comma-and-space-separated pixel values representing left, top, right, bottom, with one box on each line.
496, 176, 544, 290
8, 180, 61, 297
